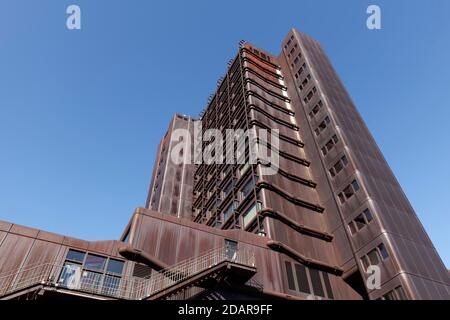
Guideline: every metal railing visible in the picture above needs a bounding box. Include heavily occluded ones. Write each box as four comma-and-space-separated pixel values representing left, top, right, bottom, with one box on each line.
0, 262, 137, 299
0, 246, 255, 300
135, 245, 255, 299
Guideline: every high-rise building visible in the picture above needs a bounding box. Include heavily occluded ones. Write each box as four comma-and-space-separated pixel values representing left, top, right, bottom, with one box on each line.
0, 28, 448, 301
146, 114, 195, 219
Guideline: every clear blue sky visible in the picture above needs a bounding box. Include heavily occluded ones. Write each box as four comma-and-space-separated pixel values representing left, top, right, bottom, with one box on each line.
0, 0, 448, 267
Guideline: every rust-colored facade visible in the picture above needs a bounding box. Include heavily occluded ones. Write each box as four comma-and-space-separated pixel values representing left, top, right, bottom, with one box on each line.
0, 28, 448, 300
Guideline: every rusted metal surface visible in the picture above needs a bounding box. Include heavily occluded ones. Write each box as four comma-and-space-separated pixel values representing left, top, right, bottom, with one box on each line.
0, 28, 449, 300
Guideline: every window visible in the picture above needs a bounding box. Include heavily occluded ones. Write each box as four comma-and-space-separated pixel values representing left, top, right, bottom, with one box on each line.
306, 87, 317, 101
308, 100, 323, 119
241, 178, 255, 199
66, 249, 85, 263
322, 273, 334, 299
223, 202, 235, 222
107, 259, 124, 275
225, 239, 238, 261
361, 244, 388, 269
378, 243, 389, 259
239, 163, 250, 176
284, 261, 334, 299
338, 179, 360, 203
367, 248, 380, 265
84, 254, 107, 271
321, 135, 339, 156
243, 203, 259, 228
299, 74, 311, 91
295, 264, 310, 294
223, 180, 233, 198
381, 286, 408, 300
364, 208, 373, 222
349, 208, 374, 235
285, 261, 296, 291
394, 286, 407, 300
361, 255, 370, 270
354, 214, 367, 230
58, 262, 82, 288
384, 290, 397, 300
315, 116, 331, 136
329, 154, 348, 178
309, 268, 325, 297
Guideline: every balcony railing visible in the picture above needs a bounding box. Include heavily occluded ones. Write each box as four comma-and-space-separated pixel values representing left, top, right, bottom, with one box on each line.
0, 245, 255, 300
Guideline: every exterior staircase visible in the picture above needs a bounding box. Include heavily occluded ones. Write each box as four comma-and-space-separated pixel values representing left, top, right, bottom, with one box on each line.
0, 245, 256, 300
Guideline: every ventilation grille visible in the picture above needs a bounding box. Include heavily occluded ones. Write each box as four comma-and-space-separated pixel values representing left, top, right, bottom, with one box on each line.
132, 263, 153, 278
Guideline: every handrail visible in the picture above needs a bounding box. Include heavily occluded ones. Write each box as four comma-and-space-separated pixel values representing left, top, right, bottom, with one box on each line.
135, 245, 255, 299
0, 246, 255, 300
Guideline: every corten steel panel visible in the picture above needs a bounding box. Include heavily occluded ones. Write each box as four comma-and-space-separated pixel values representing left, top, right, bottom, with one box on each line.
0, 221, 12, 232
62, 236, 89, 250
0, 233, 35, 273
22, 240, 63, 266
279, 28, 450, 299
146, 114, 195, 219
9, 224, 40, 238
36, 230, 65, 244
125, 208, 359, 299
1, 28, 448, 300
87, 240, 116, 256
0, 231, 6, 246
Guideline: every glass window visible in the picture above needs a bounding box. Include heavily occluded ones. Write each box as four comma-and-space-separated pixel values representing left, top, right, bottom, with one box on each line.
107, 259, 124, 275
378, 243, 389, 259
395, 286, 407, 300
223, 202, 235, 222
295, 264, 310, 294
343, 185, 354, 199
351, 180, 360, 192
225, 239, 238, 261
241, 178, 255, 199
364, 209, 373, 222
354, 214, 366, 230
223, 180, 233, 198
66, 249, 85, 263
243, 203, 258, 228
329, 167, 336, 177
384, 290, 397, 300
341, 155, 349, 166
84, 254, 107, 271
361, 256, 370, 270
367, 249, 380, 265
334, 159, 344, 173
322, 273, 334, 299
58, 262, 82, 289
240, 163, 250, 176
332, 135, 338, 143
285, 261, 296, 291
309, 268, 325, 297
